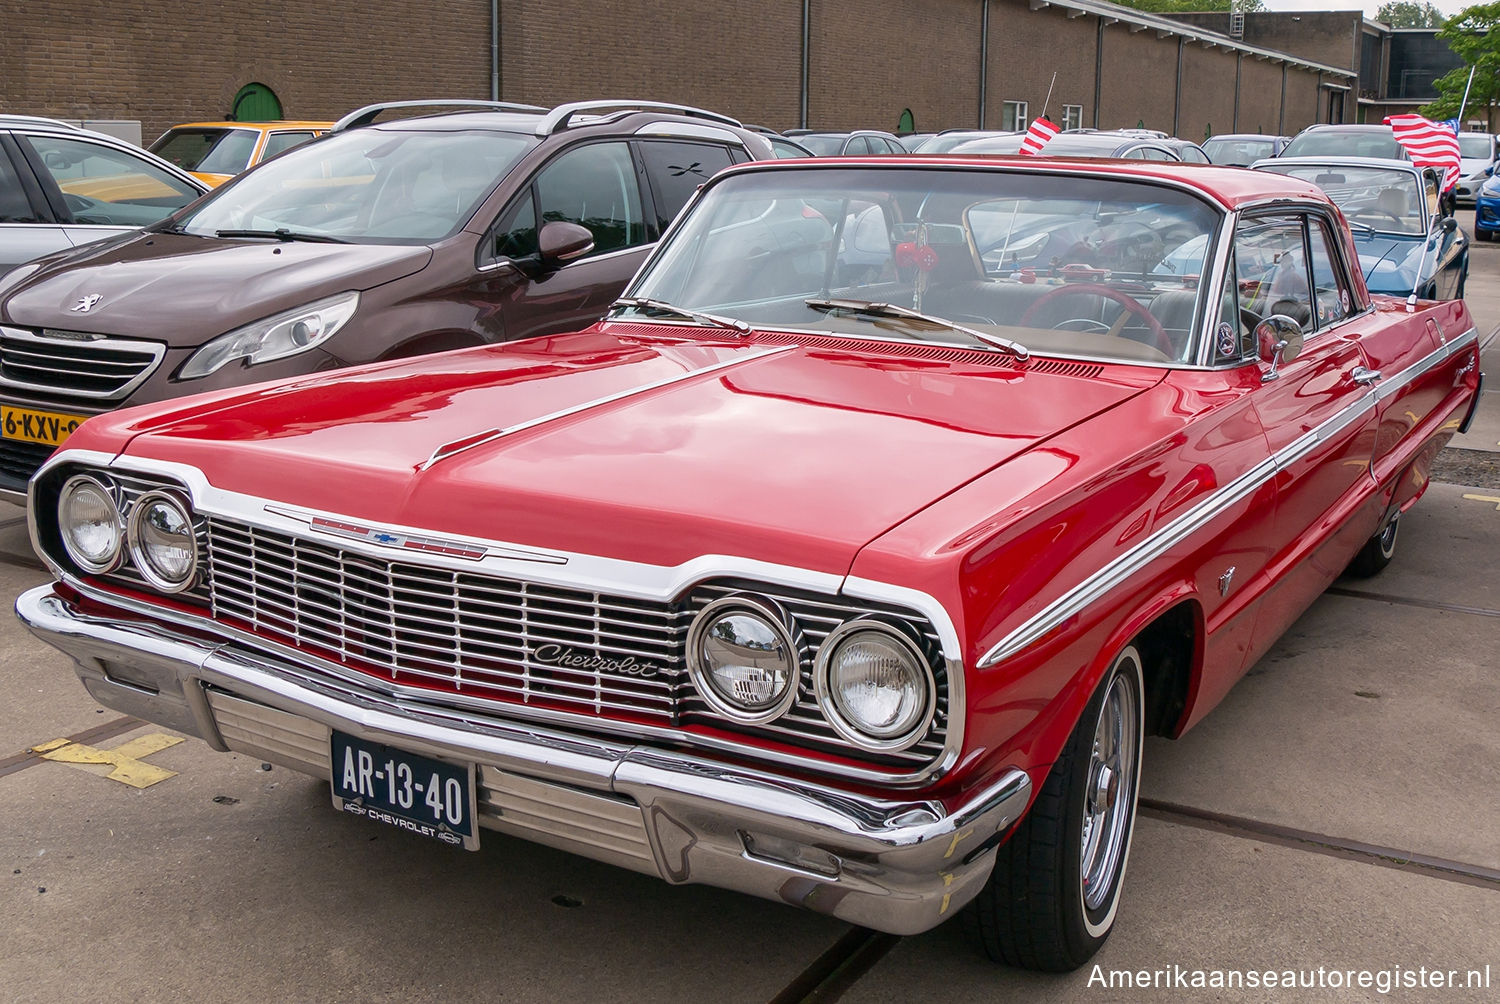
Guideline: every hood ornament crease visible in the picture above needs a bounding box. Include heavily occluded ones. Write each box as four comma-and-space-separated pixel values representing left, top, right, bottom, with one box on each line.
417, 344, 794, 471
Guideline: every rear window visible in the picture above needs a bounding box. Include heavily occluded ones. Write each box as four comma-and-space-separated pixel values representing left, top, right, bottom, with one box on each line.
1282, 130, 1404, 160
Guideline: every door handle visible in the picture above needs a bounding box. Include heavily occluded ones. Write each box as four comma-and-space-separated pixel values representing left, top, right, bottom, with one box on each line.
1351, 366, 1383, 385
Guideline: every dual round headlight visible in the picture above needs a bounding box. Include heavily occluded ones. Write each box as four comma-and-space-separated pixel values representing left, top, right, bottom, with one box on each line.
57, 476, 197, 592
687, 594, 936, 752
686, 596, 801, 724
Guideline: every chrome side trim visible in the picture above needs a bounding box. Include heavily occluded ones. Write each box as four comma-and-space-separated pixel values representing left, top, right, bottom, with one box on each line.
977, 323, 1476, 669
419, 344, 794, 469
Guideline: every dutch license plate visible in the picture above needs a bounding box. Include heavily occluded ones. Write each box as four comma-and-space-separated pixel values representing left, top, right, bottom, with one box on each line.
0, 403, 87, 447
330, 731, 478, 850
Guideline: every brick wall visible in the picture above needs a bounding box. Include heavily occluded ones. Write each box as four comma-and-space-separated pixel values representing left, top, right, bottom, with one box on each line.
0, 0, 1346, 147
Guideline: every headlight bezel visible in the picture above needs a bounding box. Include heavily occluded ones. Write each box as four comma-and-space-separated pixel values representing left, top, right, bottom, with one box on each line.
686, 594, 803, 724
56, 473, 124, 574
125, 489, 199, 593
814, 618, 937, 753
176, 290, 360, 380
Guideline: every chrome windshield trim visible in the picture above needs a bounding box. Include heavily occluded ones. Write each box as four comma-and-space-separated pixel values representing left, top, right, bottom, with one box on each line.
978, 324, 1471, 669
419, 344, 793, 470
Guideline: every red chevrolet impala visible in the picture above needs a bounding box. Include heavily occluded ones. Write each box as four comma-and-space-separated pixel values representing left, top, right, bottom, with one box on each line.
16, 157, 1480, 971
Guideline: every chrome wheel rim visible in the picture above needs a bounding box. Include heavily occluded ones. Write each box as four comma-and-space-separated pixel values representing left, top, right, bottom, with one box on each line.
1377, 515, 1399, 560
1080, 667, 1140, 912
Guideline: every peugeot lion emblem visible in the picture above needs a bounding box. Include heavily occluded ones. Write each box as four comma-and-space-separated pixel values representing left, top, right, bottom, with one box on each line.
70, 294, 102, 313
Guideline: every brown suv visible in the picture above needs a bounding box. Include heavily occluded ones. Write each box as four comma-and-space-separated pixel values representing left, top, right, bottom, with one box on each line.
0, 99, 773, 498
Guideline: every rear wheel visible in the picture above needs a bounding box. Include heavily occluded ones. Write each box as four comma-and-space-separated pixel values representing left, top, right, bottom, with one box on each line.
1346, 513, 1399, 577
961, 645, 1145, 971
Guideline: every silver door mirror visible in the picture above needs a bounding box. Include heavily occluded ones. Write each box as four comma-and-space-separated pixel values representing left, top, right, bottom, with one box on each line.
1255, 314, 1304, 382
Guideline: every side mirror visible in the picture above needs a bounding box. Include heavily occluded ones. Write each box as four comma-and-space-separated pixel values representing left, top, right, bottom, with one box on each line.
1441, 216, 1458, 234
538, 221, 594, 268
1255, 314, 1304, 382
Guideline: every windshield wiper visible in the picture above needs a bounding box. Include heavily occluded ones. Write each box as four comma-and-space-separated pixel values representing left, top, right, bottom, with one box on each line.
214, 228, 351, 244
804, 297, 1030, 360
609, 297, 751, 335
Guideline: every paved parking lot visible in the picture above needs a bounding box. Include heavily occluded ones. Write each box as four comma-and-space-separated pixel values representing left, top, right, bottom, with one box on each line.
2, 251, 1498, 1002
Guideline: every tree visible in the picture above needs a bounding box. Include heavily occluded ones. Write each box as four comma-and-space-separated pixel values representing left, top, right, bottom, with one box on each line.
1108, 0, 1265, 13
1377, 2, 1447, 27
1422, 4, 1500, 129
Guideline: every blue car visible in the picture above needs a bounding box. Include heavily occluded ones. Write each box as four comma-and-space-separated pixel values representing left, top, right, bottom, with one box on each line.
1475, 173, 1500, 242
1252, 157, 1468, 300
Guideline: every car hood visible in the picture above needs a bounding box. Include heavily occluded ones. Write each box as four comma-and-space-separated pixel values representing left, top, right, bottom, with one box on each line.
0, 233, 431, 345
1354, 232, 1422, 295
101, 325, 1159, 575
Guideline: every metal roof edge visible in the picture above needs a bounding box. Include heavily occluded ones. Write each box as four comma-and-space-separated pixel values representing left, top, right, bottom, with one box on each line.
1024, 0, 1358, 78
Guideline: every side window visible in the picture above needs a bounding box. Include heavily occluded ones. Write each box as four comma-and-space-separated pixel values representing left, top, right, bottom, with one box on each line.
1232, 216, 1312, 330
1214, 248, 1254, 363
879, 137, 904, 155
637, 140, 734, 232
487, 191, 539, 263
533, 141, 645, 257
262, 131, 317, 160
1424, 173, 1441, 219
0, 148, 40, 223
22, 135, 199, 226
845, 136, 872, 156
1308, 219, 1351, 328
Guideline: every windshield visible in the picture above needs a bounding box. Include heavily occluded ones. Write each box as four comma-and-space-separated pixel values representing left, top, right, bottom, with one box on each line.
797, 136, 846, 156
1256, 163, 1424, 235
1282, 130, 1404, 160
150, 128, 258, 175
1202, 138, 1275, 166
1459, 134, 1494, 159
176, 128, 537, 243
624, 167, 1221, 365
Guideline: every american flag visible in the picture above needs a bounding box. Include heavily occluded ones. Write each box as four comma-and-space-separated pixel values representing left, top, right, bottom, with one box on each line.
1018, 116, 1060, 156
1384, 114, 1462, 191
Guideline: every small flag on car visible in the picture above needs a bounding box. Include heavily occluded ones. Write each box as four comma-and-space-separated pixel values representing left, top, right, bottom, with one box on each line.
1018, 116, 1061, 156
1384, 113, 1462, 191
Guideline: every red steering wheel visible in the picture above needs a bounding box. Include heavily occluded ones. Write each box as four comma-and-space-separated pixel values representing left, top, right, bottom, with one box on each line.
1017, 283, 1171, 354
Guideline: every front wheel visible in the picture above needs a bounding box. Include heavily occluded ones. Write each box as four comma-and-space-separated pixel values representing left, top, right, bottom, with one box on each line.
961, 645, 1145, 971
1346, 513, 1399, 578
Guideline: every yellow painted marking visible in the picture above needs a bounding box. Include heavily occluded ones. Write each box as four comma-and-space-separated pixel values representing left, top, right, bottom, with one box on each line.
944, 827, 975, 860
1463, 494, 1500, 511
33, 733, 184, 788
939, 872, 955, 914
1439, 419, 1461, 432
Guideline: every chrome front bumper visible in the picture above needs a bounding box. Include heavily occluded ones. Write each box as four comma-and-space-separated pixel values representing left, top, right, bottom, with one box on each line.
17, 585, 1031, 935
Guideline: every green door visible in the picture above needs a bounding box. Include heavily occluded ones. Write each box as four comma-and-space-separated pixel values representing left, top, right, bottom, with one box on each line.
232, 83, 282, 122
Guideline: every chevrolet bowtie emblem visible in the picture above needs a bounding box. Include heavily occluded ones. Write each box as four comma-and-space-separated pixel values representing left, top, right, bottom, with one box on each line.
70, 294, 102, 313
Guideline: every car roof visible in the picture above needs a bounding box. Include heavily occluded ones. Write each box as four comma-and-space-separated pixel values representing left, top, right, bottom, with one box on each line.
1205, 134, 1285, 142
715, 155, 1329, 210
164, 121, 333, 131
952, 132, 1177, 158
1257, 155, 1420, 173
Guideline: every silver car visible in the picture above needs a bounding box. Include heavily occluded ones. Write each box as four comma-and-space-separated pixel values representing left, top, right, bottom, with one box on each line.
0, 115, 207, 276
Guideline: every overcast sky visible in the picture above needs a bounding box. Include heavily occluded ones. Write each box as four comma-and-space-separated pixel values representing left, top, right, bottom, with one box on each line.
1260, 0, 1470, 19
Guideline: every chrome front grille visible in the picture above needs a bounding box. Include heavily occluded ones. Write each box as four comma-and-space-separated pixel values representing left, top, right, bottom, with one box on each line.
0, 327, 164, 400
197, 518, 949, 770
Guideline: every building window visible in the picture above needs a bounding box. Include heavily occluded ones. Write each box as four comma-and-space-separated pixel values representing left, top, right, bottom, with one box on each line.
1002, 101, 1028, 132
1062, 105, 1084, 131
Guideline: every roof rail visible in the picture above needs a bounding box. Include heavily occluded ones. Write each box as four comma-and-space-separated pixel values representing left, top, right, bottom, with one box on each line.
0, 114, 83, 131
332, 99, 548, 132
537, 100, 741, 137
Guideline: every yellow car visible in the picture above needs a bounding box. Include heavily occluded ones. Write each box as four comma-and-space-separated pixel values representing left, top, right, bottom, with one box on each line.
148, 120, 331, 187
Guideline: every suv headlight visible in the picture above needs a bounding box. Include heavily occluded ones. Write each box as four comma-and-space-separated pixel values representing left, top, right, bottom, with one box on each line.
178, 290, 358, 379
687, 595, 800, 723
127, 490, 198, 592
815, 620, 935, 752
58, 474, 123, 573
